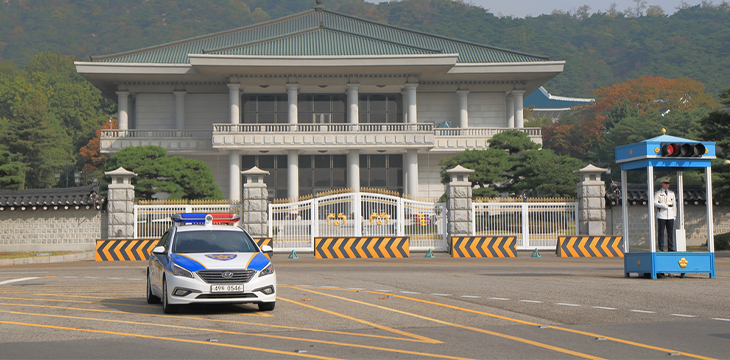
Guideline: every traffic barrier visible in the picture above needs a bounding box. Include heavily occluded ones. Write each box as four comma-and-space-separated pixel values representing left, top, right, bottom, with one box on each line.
95, 239, 158, 261
556, 236, 623, 257
314, 237, 410, 258
255, 238, 272, 259
450, 236, 516, 258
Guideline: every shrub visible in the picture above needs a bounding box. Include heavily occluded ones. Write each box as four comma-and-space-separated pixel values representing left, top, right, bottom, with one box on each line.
715, 232, 730, 251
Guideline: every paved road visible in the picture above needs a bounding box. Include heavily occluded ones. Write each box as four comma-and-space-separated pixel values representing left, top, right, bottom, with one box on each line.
1, 253, 729, 359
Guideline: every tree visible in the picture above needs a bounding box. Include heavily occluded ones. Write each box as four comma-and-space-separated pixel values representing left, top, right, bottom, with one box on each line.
0, 150, 25, 190
105, 146, 222, 200
439, 149, 512, 198
511, 150, 585, 197
487, 129, 541, 155
79, 119, 117, 181
700, 86, 730, 204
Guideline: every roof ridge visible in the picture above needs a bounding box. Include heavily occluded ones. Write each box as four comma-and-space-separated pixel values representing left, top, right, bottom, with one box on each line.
321, 9, 550, 61
321, 25, 443, 53
89, 9, 318, 61
206, 27, 321, 54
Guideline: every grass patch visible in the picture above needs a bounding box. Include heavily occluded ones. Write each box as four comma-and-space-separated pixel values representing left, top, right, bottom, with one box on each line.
0, 251, 88, 260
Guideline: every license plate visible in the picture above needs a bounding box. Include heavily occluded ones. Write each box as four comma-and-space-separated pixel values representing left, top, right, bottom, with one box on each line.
211, 284, 244, 293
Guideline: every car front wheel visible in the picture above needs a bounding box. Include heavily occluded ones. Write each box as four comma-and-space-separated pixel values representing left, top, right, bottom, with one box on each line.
146, 271, 160, 304
258, 302, 275, 311
162, 277, 179, 314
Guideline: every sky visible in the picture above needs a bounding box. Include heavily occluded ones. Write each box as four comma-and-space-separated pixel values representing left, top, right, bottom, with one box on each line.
364, 1, 701, 18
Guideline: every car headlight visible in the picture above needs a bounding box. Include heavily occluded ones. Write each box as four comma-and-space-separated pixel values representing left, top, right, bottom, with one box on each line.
172, 263, 194, 278
259, 263, 274, 277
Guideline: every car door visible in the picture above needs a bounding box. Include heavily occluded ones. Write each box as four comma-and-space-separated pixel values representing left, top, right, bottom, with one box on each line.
150, 230, 172, 295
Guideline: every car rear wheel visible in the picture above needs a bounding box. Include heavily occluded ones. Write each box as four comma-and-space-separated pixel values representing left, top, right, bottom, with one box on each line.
258, 301, 275, 311
146, 271, 160, 304
162, 277, 179, 314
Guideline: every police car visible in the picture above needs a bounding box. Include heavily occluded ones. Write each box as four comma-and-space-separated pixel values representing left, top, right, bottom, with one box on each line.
146, 213, 276, 313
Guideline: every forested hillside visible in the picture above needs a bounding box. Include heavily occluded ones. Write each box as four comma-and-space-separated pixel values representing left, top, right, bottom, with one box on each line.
1, 0, 729, 98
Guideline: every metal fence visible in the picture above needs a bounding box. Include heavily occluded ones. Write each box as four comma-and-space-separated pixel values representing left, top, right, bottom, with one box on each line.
472, 201, 578, 250
133, 203, 243, 239
269, 192, 447, 253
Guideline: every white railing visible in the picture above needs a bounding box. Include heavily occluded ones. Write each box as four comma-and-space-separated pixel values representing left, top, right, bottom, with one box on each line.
472, 202, 577, 250
212, 123, 434, 133
101, 129, 212, 139
434, 127, 541, 137
133, 204, 243, 239
268, 192, 447, 253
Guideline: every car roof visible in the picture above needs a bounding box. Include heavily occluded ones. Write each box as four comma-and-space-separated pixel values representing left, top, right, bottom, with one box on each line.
174, 225, 247, 233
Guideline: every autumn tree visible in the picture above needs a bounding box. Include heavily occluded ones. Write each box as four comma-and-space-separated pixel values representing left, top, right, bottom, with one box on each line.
79, 119, 117, 181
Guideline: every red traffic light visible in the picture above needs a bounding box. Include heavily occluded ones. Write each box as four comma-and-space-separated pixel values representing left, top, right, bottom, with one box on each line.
661, 143, 705, 157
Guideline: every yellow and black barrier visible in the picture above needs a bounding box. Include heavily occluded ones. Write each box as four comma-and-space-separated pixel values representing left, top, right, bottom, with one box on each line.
314, 237, 409, 259
450, 236, 517, 258
556, 236, 623, 257
96, 239, 159, 261
255, 238, 272, 259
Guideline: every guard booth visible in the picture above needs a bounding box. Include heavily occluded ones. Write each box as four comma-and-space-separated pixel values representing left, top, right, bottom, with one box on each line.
615, 134, 716, 279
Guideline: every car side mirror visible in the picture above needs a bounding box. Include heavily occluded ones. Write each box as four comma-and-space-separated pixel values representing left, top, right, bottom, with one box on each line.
152, 246, 166, 254
260, 245, 273, 254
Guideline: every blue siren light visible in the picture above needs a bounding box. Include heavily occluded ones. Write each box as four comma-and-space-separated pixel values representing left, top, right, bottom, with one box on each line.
171, 213, 240, 225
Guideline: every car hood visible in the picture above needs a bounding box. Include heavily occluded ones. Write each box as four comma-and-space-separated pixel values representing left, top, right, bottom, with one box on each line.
171, 252, 270, 272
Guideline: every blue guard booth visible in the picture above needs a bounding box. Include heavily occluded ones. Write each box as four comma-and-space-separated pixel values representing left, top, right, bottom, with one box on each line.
615, 134, 716, 279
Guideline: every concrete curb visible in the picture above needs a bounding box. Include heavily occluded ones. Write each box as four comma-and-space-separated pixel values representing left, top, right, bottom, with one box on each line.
0, 251, 96, 266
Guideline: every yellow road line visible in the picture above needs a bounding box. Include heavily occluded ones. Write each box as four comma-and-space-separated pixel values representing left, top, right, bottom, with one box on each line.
0, 309, 473, 360
281, 295, 440, 344
295, 287, 604, 360
0, 301, 416, 342
0, 319, 340, 360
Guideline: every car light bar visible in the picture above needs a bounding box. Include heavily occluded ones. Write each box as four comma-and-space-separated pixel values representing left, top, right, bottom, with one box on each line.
171, 213, 241, 225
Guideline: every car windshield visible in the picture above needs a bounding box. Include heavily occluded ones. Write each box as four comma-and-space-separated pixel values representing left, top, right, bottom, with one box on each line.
172, 230, 258, 253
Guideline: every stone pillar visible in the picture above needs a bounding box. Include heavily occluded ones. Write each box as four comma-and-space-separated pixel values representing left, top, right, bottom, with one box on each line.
228, 83, 240, 124
445, 165, 475, 238
174, 90, 186, 130
116, 91, 130, 130
229, 151, 241, 201
287, 149, 299, 199
505, 93, 515, 128
457, 90, 469, 128
513, 90, 525, 128
105, 167, 136, 239
347, 83, 359, 124
241, 166, 270, 237
287, 83, 299, 124
406, 149, 418, 196
574, 164, 608, 235
405, 83, 418, 124
348, 149, 360, 191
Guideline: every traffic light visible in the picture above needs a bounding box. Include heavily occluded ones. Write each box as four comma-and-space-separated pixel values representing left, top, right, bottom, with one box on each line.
661, 142, 706, 157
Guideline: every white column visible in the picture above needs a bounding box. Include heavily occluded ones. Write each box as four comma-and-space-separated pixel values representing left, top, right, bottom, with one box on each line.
174, 91, 186, 130
406, 150, 418, 196
228, 84, 240, 124
229, 151, 241, 201
347, 83, 359, 124
348, 149, 360, 191
287, 84, 299, 124
706, 167, 714, 253
116, 91, 129, 130
647, 166, 656, 253
288, 150, 299, 199
457, 90, 469, 128
405, 83, 418, 124
506, 93, 515, 128
513, 90, 525, 128
401, 89, 408, 123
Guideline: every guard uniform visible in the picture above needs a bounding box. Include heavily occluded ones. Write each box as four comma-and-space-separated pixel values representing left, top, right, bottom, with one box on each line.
654, 187, 677, 251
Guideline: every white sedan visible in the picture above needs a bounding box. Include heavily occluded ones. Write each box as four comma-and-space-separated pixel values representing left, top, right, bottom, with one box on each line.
146, 213, 276, 313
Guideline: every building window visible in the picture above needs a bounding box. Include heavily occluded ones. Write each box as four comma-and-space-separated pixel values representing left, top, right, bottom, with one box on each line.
298, 94, 346, 124
360, 154, 403, 194
359, 94, 402, 123
241, 155, 288, 201
242, 94, 288, 124
299, 155, 347, 196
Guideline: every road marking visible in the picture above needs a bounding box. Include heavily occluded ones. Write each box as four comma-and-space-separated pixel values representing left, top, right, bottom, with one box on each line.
374, 290, 392, 292
670, 314, 696, 318
488, 297, 509, 301
712, 318, 730, 322
630, 310, 656, 314
460, 295, 480, 299
107, 277, 124, 280
519, 300, 543, 303
400, 291, 420, 294
0, 277, 39, 285
431, 294, 451, 297
127, 278, 143, 281
592, 306, 617, 310
556, 303, 581, 307
84, 277, 100, 279
299, 288, 606, 360
0, 319, 341, 360
62, 276, 78, 279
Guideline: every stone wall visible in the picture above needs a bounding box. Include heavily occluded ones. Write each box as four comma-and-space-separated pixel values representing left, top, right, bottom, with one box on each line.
607, 205, 730, 246
0, 209, 102, 252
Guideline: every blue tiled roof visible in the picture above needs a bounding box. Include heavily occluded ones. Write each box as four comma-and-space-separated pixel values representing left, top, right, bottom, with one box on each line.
524, 87, 594, 109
